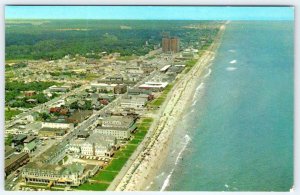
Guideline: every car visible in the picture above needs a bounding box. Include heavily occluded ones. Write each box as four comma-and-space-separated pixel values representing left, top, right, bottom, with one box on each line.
12, 177, 18, 182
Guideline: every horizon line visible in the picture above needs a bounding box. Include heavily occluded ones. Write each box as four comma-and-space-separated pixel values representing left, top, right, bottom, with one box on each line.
5, 18, 294, 21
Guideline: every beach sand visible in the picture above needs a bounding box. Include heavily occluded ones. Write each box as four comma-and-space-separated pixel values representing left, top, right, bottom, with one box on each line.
114, 24, 226, 191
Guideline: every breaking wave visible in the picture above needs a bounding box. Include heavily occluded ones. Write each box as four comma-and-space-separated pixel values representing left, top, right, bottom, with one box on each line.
160, 135, 191, 191
229, 60, 237, 64
192, 82, 204, 102
226, 67, 237, 71
204, 68, 212, 78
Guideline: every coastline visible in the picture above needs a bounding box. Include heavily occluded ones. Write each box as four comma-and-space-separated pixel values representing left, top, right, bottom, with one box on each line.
114, 24, 227, 191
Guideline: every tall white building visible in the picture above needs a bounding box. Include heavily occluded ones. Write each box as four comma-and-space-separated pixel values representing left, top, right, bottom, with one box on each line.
95, 116, 136, 140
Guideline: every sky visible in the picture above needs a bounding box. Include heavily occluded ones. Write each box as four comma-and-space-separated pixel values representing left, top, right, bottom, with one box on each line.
5, 6, 294, 20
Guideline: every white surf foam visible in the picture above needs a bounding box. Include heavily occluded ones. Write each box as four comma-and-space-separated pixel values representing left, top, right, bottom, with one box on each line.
204, 68, 212, 78
192, 100, 197, 106
156, 172, 165, 178
229, 60, 237, 64
228, 49, 236, 53
192, 82, 204, 102
160, 135, 191, 191
226, 67, 237, 71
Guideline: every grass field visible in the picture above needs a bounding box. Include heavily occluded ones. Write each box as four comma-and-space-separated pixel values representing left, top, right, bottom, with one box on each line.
5, 109, 22, 121
148, 84, 174, 108
76, 183, 109, 191
105, 157, 129, 172
91, 171, 118, 182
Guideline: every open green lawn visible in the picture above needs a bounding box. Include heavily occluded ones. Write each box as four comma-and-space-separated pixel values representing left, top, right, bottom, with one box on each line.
148, 84, 174, 108
128, 138, 142, 145
105, 157, 129, 172
149, 97, 164, 107
5, 109, 22, 121
76, 183, 109, 191
92, 171, 118, 182
135, 130, 147, 138
142, 118, 153, 123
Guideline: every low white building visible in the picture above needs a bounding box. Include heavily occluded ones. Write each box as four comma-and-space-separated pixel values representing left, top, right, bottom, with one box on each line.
120, 96, 148, 110
41, 122, 74, 130
139, 81, 169, 92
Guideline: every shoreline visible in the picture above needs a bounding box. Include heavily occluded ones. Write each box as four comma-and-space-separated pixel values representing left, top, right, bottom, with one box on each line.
114, 24, 227, 191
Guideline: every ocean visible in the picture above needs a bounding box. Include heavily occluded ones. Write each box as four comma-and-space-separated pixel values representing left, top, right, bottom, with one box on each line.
147, 21, 294, 191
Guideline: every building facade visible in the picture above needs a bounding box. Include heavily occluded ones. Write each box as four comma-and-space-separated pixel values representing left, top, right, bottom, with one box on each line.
22, 162, 99, 187
95, 116, 136, 139
162, 35, 180, 53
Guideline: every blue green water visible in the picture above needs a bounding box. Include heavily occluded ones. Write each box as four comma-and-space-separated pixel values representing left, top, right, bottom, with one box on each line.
148, 21, 294, 191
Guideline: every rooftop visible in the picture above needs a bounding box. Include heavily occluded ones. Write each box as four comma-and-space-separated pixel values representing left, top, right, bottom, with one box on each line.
5, 152, 28, 168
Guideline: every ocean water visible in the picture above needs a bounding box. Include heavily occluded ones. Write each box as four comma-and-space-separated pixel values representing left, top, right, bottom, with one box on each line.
148, 21, 294, 191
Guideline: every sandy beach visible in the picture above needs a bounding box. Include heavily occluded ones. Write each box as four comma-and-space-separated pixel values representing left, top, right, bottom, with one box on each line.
114, 24, 226, 191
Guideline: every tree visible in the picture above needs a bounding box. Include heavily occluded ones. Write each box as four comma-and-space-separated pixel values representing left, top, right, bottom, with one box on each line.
40, 112, 51, 121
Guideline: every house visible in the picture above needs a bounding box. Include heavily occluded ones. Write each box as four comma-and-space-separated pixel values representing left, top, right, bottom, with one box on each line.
12, 134, 27, 147
26, 112, 39, 122
50, 107, 61, 113
99, 94, 115, 102
114, 84, 127, 94
26, 99, 37, 104
24, 90, 36, 97
23, 141, 37, 153
100, 99, 109, 105
47, 85, 72, 93
59, 108, 69, 115
23, 136, 36, 144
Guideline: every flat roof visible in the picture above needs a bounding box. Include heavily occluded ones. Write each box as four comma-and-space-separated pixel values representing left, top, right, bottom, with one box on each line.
160, 65, 171, 72
5, 152, 28, 168
139, 81, 168, 89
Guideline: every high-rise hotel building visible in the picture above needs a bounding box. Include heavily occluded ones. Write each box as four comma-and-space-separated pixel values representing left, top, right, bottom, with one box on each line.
162, 33, 180, 53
